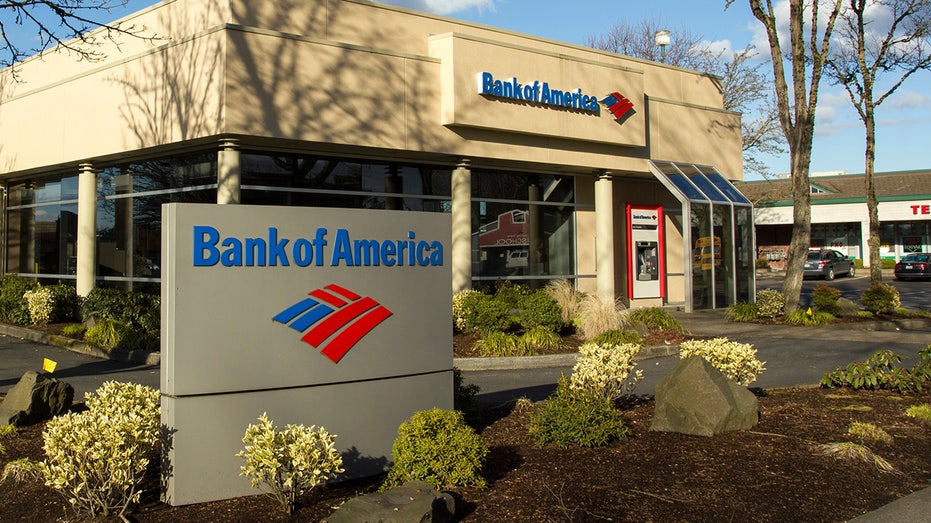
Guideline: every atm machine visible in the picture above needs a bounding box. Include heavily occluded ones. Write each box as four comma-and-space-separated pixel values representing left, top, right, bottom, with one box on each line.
627, 205, 665, 300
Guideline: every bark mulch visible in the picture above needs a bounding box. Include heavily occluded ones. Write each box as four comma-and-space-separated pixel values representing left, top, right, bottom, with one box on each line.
2, 387, 930, 522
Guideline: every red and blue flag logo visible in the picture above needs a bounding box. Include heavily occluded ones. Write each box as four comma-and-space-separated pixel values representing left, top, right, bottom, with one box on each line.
601, 92, 634, 120
273, 284, 393, 363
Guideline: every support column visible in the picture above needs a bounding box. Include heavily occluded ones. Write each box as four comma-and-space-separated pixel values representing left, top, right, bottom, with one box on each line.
76, 164, 97, 297
451, 160, 472, 294
218, 138, 241, 205
859, 219, 871, 267
595, 172, 615, 301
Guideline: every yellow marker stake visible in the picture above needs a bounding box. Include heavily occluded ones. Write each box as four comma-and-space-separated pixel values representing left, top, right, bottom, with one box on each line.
42, 358, 57, 374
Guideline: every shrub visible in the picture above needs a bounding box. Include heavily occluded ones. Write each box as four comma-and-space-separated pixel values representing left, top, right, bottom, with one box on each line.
236, 413, 344, 515
812, 284, 842, 316
570, 342, 643, 401
85, 318, 131, 351
452, 289, 482, 332
544, 279, 583, 325
590, 329, 642, 347
528, 377, 629, 448
520, 326, 562, 352
860, 283, 901, 314
905, 404, 931, 426
458, 293, 514, 335
785, 309, 835, 326
576, 294, 629, 340
23, 285, 53, 325
820, 350, 925, 393
81, 287, 160, 335
0, 275, 37, 325
755, 289, 785, 319
881, 259, 896, 270
629, 307, 683, 333
473, 331, 534, 357
383, 408, 487, 490
492, 280, 527, 310
41, 381, 160, 519
847, 422, 893, 445
755, 257, 771, 269
679, 337, 766, 386
23, 284, 80, 325
725, 302, 760, 322
453, 368, 482, 426
62, 323, 87, 337
516, 290, 563, 331
0, 424, 16, 455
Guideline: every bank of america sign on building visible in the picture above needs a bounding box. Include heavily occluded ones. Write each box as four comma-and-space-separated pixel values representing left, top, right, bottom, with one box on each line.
161, 204, 452, 505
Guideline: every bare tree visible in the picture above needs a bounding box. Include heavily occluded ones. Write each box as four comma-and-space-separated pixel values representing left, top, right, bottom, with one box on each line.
586, 19, 709, 68
588, 19, 786, 179
0, 0, 147, 79
726, 0, 844, 313
699, 46, 787, 178
825, 0, 931, 283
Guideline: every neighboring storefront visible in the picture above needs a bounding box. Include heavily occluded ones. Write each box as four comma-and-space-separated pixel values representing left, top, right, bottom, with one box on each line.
0, 0, 748, 311
737, 169, 931, 268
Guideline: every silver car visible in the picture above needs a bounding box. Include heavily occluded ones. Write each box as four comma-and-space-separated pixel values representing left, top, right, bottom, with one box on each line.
803, 249, 856, 280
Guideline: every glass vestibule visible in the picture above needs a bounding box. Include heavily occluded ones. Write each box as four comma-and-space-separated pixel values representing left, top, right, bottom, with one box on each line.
650, 161, 754, 311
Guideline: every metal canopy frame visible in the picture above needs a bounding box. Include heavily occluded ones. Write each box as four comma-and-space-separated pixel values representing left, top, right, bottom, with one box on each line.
649, 160, 755, 312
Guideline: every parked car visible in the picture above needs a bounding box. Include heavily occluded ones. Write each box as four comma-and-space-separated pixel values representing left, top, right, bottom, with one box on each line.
803, 249, 855, 280
894, 253, 931, 281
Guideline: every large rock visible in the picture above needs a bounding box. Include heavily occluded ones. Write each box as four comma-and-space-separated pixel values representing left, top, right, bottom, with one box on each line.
0, 371, 74, 427
324, 480, 455, 523
650, 356, 758, 437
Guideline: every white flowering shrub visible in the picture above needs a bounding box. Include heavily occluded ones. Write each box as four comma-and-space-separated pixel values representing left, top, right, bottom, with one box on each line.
755, 289, 785, 319
570, 342, 644, 401
41, 381, 160, 519
452, 289, 483, 332
679, 337, 766, 386
24, 285, 54, 325
237, 413, 344, 515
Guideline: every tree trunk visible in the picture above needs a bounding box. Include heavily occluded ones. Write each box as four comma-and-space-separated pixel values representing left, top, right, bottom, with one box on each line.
865, 112, 882, 283
782, 147, 812, 313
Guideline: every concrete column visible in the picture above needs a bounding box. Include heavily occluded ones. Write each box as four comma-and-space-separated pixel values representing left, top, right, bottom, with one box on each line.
451, 160, 472, 294
76, 164, 97, 297
859, 219, 871, 267
595, 172, 615, 301
218, 138, 241, 204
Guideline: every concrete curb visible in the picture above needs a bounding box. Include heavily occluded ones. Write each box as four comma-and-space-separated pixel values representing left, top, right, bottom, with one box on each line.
453, 344, 680, 371
3, 314, 926, 371
0, 323, 160, 366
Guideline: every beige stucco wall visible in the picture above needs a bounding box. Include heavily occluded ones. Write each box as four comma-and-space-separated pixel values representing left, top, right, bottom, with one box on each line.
1, 0, 741, 181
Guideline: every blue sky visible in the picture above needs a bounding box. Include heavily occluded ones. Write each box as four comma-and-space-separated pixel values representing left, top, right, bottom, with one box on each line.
16, 0, 930, 180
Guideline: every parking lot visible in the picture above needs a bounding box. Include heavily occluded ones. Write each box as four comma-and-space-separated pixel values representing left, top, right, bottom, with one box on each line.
757, 271, 931, 311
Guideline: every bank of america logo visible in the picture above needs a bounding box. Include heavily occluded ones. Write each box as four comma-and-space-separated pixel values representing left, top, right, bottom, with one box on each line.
273, 284, 393, 363
601, 92, 634, 120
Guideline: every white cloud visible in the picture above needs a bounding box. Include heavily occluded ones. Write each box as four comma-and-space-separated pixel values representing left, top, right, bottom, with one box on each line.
378, 0, 496, 16
888, 90, 931, 110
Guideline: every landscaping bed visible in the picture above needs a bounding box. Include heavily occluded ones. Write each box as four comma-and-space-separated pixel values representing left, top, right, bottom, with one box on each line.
2, 387, 930, 522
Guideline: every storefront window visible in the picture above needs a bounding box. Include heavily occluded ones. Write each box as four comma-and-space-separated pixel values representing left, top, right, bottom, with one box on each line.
96, 153, 217, 290
690, 202, 713, 310
240, 153, 451, 212
5, 176, 79, 280
471, 171, 576, 287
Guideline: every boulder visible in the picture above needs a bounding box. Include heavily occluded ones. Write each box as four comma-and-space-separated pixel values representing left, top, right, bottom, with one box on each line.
324, 480, 455, 523
836, 297, 861, 317
650, 356, 758, 437
0, 371, 74, 427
